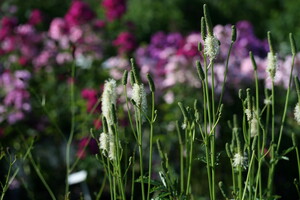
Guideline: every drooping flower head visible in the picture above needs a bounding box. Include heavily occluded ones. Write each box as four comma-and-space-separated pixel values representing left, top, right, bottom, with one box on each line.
101, 79, 117, 126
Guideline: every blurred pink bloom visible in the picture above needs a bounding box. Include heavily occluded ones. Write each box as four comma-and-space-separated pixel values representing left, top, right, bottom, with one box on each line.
102, 0, 126, 21
65, 1, 95, 26
93, 119, 102, 129
113, 31, 136, 54
48, 18, 69, 40
56, 52, 72, 65
94, 20, 106, 29
28, 9, 43, 26
76, 137, 99, 159
81, 88, 100, 113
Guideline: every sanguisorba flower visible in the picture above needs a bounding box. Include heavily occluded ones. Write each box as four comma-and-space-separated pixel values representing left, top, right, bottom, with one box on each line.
250, 118, 258, 137
294, 102, 300, 124
108, 133, 116, 160
266, 52, 278, 81
99, 132, 109, 155
204, 34, 219, 60
101, 79, 117, 126
233, 152, 247, 168
132, 83, 147, 120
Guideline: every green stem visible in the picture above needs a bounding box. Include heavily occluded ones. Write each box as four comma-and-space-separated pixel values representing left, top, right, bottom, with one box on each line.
29, 153, 56, 200
147, 92, 155, 200
137, 109, 145, 200
267, 81, 275, 196
65, 61, 76, 197
216, 42, 233, 114
176, 122, 184, 194
277, 54, 296, 151
186, 124, 195, 196
96, 174, 107, 200
241, 151, 255, 200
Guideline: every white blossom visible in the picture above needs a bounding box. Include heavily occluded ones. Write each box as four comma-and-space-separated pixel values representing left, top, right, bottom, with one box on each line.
294, 102, 300, 124
266, 52, 278, 80
250, 118, 258, 137
102, 79, 117, 126
108, 133, 116, 161
245, 108, 252, 121
204, 35, 219, 60
132, 83, 147, 121
99, 132, 108, 155
264, 98, 272, 105
233, 153, 247, 168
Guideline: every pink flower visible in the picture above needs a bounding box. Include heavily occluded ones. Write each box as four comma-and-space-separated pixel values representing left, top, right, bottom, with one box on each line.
93, 119, 102, 129
113, 31, 136, 54
48, 18, 69, 40
102, 0, 126, 21
0, 17, 17, 40
65, 1, 95, 26
28, 9, 43, 26
76, 137, 99, 159
81, 88, 100, 112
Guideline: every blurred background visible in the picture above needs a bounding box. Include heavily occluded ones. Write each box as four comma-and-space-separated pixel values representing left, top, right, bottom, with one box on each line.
1, 0, 300, 199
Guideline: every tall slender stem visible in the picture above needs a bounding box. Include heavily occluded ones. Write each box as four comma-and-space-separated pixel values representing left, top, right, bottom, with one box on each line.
65, 61, 76, 197
147, 92, 155, 200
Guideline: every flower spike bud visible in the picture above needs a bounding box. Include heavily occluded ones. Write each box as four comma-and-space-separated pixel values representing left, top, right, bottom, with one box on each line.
122, 70, 128, 85
238, 89, 243, 100
267, 31, 275, 54
225, 143, 232, 158
249, 51, 257, 71
178, 102, 188, 121
198, 42, 202, 52
292, 133, 297, 146
130, 70, 136, 86
231, 25, 236, 42
201, 17, 206, 40
219, 181, 229, 199
130, 58, 140, 84
146, 73, 155, 92
289, 33, 297, 55
196, 60, 205, 80
203, 4, 213, 36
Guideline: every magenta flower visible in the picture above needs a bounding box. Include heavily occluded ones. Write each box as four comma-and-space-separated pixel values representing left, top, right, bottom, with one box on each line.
81, 88, 100, 113
102, 0, 126, 21
65, 1, 95, 26
76, 137, 99, 159
28, 9, 43, 26
113, 31, 136, 54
